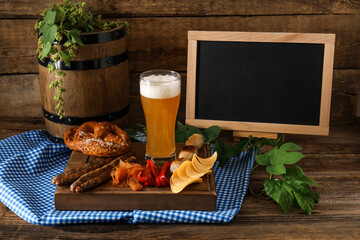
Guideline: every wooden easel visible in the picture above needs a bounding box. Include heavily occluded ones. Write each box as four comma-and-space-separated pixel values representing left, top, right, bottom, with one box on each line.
233, 131, 278, 141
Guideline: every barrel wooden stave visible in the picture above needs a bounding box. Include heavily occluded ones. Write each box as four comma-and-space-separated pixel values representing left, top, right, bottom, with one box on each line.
74, 36, 127, 61
39, 62, 129, 117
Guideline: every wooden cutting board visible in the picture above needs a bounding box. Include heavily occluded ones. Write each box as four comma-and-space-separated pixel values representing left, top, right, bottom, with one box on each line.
54, 143, 217, 211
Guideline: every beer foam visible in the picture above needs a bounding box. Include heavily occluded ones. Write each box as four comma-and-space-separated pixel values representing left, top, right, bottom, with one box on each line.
140, 74, 181, 99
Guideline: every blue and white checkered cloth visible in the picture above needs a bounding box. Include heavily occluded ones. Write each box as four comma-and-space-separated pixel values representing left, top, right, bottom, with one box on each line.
0, 130, 256, 225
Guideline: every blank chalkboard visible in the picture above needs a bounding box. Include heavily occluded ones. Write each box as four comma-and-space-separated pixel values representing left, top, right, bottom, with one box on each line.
196, 41, 324, 125
186, 31, 335, 135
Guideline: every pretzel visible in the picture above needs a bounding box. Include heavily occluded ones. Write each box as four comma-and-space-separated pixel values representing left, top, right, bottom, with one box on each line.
64, 126, 80, 151
72, 121, 131, 157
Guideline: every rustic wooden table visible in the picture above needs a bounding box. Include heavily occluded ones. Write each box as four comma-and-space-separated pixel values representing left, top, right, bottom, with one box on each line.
0, 118, 359, 239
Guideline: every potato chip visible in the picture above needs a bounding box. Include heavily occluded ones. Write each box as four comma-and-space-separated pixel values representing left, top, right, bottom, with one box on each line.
197, 152, 218, 166
177, 160, 191, 181
169, 169, 182, 187
170, 177, 203, 194
186, 162, 212, 178
170, 161, 192, 187
190, 155, 203, 172
192, 155, 213, 172
186, 161, 201, 177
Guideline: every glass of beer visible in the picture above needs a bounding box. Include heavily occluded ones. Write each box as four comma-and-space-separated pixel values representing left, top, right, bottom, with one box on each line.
140, 70, 181, 160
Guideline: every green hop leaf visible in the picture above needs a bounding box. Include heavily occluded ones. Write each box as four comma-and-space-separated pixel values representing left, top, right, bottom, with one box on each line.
214, 140, 228, 167
287, 180, 319, 215
203, 125, 221, 143
280, 142, 302, 152
63, 22, 72, 30
60, 51, 70, 67
284, 165, 321, 187
255, 149, 273, 166
214, 139, 250, 167
54, 8, 65, 23
44, 10, 56, 25
124, 128, 140, 142
175, 121, 186, 142
265, 165, 320, 215
69, 29, 83, 46
135, 123, 145, 129
175, 121, 202, 143
41, 42, 52, 59
227, 139, 250, 157
255, 137, 278, 148
255, 142, 305, 175
135, 123, 146, 133
281, 152, 305, 165
43, 24, 57, 43
265, 179, 294, 214
266, 163, 286, 175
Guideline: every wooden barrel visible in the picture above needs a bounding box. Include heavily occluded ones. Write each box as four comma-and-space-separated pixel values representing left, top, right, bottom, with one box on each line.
38, 25, 129, 142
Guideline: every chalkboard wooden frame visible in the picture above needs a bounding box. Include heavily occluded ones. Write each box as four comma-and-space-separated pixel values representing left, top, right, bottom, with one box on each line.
186, 31, 335, 136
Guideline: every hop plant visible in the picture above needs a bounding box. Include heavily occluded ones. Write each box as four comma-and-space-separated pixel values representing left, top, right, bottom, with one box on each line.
35, 0, 128, 119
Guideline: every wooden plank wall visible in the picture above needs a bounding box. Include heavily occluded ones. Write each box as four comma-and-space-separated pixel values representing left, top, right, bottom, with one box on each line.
0, 0, 359, 126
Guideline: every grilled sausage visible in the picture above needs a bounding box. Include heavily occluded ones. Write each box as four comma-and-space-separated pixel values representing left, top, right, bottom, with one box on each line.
75, 170, 113, 193
70, 155, 136, 192
52, 165, 88, 185
53, 157, 115, 186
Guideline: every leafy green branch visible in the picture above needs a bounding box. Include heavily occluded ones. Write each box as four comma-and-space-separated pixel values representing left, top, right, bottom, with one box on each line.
264, 165, 320, 214
35, 0, 129, 118
254, 141, 320, 214
213, 134, 320, 214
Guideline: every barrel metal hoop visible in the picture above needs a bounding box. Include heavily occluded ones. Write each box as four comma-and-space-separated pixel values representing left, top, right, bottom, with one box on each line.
47, 134, 65, 144
42, 104, 130, 126
80, 26, 126, 44
38, 51, 128, 71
